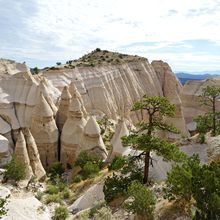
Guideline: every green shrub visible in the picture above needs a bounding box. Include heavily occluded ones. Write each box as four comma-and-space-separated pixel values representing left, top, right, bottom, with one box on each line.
83, 162, 100, 178
103, 173, 129, 203
53, 205, 68, 220
62, 188, 70, 199
75, 151, 102, 168
124, 181, 156, 218
108, 155, 126, 171
45, 194, 62, 204
72, 175, 82, 183
4, 155, 26, 181
93, 206, 115, 220
166, 155, 200, 201
48, 161, 64, 180
46, 185, 59, 195
35, 191, 44, 201
0, 196, 8, 218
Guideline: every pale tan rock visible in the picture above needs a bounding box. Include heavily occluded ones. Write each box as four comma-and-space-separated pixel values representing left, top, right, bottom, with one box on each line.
206, 133, 220, 162
14, 130, 33, 181
69, 81, 88, 118
30, 93, 58, 168
182, 77, 220, 129
61, 96, 87, 166
0, 135, 11, 167
108, 120, 130, 161
22, 128, 46, 181
82, 116, 108, 160
151, 60, 188, 137
56, 86, 72, 131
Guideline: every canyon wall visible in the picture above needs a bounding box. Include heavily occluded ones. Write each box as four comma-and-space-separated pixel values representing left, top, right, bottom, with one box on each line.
0, 54, 188, 171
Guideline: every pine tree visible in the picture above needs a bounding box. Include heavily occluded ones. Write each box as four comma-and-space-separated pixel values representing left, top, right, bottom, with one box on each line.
122, 95, 186, 183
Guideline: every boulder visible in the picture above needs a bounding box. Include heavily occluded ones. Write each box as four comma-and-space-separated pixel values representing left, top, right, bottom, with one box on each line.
3, 196, 51, 220
69, 182, 104, 213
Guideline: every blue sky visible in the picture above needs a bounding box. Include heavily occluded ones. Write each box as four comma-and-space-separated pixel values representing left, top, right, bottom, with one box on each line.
1, 0, 220, 72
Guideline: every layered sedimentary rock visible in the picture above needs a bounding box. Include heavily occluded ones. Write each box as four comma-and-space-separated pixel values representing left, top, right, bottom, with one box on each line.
30, 93, 59, 168
181, 77, 220, 130
56, 86, 72, 131
151, 61, 188, 136
14, 130, 33, 181
43, 53, 187, 136
23, 128, 46, 181
82, 116, 108, 160
61, 95, 87, 166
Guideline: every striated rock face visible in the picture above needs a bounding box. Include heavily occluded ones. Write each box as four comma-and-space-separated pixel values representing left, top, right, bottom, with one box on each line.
43, 56, 187, 136
181, 77, 220, 130
151, 61, 188, 136
30, 93, 59, 168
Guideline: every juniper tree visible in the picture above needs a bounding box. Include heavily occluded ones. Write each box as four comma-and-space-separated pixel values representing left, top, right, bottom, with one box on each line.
122, 95, 186, 183
197, 85, 220, 136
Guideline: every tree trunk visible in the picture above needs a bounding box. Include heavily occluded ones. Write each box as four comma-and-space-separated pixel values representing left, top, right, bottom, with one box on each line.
143, 151, 150, 184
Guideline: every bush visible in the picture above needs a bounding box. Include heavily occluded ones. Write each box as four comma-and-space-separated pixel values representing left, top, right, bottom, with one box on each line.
4, 155, 26, 181
45, 194, 62, 204
103, 173, 129, 203
108, 155, 126, 171
83, 162, 100, 178
0, 196, 8, 218
62, 188, 70, 199
48, 161, 64, 180
166, 155, 200, 201
124, 181, 156, 219
75, 151, 102, 169
93, 206, 115, 220
35, 191, 44, 201
72, 175, 82, 183
46, 185, 59, 195
53, 205, 68, 220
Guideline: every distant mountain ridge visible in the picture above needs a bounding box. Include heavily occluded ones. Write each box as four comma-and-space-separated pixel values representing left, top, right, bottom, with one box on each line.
175, 71, 220, 85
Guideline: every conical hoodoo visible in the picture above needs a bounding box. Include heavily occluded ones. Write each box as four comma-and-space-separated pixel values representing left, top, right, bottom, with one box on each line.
14, 130, 33, 182
22, 128, 46, 181
30, 92, 59, 168
69, 81, 88, 118
60, 95, 87, 167
107, 119, 130, 161
56, 86, 72, 131
82, 116, 108, 160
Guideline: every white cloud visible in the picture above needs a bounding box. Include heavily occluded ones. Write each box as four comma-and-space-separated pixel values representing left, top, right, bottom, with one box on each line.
1, 0, 220, 71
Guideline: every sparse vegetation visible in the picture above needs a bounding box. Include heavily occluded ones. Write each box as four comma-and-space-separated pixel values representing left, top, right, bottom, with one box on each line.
72, 174, 82, 183
4, 155, 27, 181
62, 49, 146, 69
53, 205, 68, 220
0, 196, 8, 218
